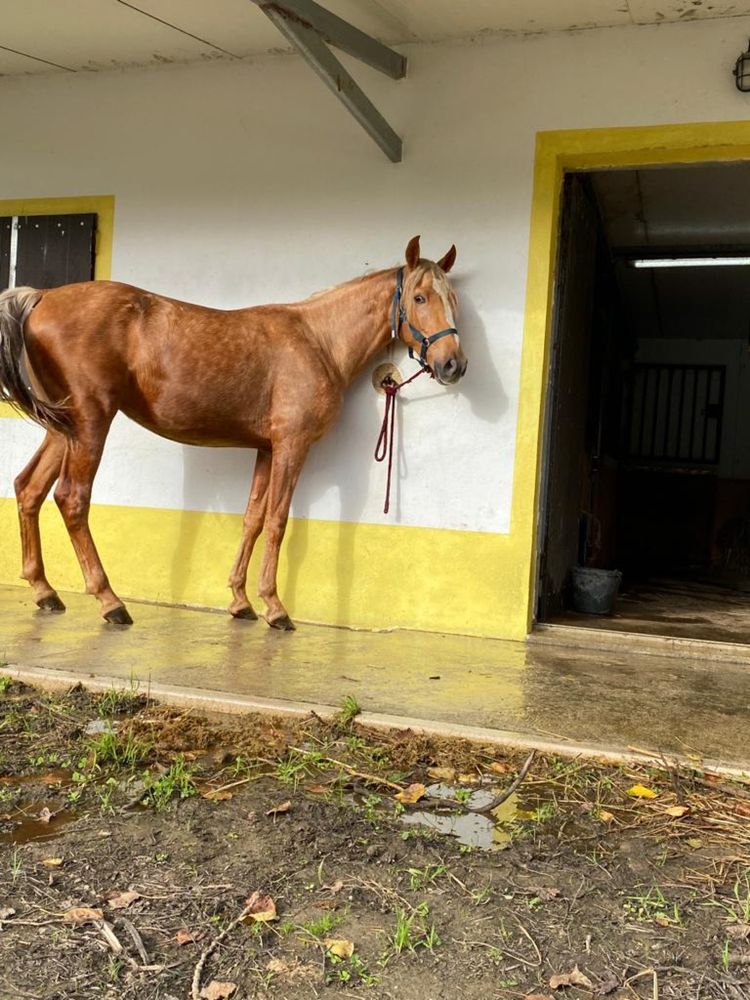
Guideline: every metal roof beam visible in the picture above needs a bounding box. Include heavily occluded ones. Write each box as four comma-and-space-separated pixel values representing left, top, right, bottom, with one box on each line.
255, 1, 404, 162
257, 0, 406, 79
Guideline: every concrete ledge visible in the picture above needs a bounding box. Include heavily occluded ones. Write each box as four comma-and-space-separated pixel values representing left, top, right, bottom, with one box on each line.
531, 622, 750, 666
8, 662, 750, 782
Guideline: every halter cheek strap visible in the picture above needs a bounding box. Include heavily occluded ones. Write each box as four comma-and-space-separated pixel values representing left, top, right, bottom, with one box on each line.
390, 267, 458, 370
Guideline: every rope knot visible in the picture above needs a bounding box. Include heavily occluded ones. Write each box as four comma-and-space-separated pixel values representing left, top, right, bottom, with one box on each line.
373, 367, 427, 514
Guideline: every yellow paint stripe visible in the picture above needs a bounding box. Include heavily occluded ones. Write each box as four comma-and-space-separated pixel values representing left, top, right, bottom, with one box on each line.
0, 194, 114, 421
0, 497, 528, 639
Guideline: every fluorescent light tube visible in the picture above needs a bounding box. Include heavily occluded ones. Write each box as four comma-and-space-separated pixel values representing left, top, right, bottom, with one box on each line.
631, 256, 750, 268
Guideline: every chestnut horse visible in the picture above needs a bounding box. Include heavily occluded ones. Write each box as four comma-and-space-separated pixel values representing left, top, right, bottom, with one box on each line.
0, 236, 466, 630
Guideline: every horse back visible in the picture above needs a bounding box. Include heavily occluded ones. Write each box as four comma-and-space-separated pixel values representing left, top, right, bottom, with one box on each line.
22, 281, 340, 446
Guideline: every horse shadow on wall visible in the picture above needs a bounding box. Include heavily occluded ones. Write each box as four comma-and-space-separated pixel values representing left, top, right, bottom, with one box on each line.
169, 282, 506, 624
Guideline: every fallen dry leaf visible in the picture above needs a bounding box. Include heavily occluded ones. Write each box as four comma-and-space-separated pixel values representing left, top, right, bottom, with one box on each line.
201, 788, 233, 801
735, 801, 750, 818
726, 923, 750, 940
526, 995, 554, 1000
654, 914, 671, 927
266, 957, 317, 981
627, 784, 658, 799
324, 938, 355, 959
244, 891, 278, 922
42, 858, 63, 867
488, 761, 513, 775
175, 928, 200, 946
306, 783, 329, 794
599, 809, 615, 823
664, 805, 690, 818
265, 801, 291, 817
686, 837, 703, 849
0, 907, 16, 920
200, 982, 237, 1000
457, 772, 480, 785
107, 890, 141, 910
38, 807, 53, 824
323, 880, 344, 895
63, 906, 104, 924
549, 965, 594, 990
395, 783, 426, 804
426, 766, 456, 782
534, 887, 561, 902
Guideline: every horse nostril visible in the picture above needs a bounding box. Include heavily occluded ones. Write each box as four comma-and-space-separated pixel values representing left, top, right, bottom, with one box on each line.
443, 358, 457, 375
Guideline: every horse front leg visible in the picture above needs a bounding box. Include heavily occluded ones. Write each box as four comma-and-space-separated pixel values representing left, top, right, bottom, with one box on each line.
53, 417, 132, 625
14, 431, 66, 612
227, 449, 271, 620
257, 440, 309, 631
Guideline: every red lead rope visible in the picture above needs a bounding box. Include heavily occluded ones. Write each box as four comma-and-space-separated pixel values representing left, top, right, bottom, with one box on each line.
374, 367, 428, 514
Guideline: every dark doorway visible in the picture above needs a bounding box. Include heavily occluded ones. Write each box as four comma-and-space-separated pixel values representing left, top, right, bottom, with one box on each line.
0, 213, 96, 290
537, 162, 750, 644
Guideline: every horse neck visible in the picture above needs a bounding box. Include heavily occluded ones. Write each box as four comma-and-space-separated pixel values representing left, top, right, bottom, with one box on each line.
298, 269, 397, 386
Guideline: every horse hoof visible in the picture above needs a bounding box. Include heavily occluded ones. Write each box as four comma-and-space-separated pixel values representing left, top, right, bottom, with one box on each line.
36, 594, 66, 614
231, 606, 258, 621
104, 606, 134, 626
267, 614, 296, 632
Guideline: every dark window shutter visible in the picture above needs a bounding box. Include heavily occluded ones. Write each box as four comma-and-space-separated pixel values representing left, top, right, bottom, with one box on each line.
15, 213, 96, 288
0, 217, 11, 289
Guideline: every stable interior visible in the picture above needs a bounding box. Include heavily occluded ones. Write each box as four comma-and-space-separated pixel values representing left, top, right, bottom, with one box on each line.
537, 162, 750, 645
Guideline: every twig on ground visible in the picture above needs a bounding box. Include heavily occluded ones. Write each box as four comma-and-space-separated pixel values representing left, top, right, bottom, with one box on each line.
625, 967, 658, 1000
118, 915, 151, 966
96, 919, 124, 955
286, 747, 405, 793
200, 771, 276, 799
467, 751, 537, 813
191, 902, 253, 1000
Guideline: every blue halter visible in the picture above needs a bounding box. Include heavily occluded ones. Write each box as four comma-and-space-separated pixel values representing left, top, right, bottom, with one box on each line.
390, 267, 457, 370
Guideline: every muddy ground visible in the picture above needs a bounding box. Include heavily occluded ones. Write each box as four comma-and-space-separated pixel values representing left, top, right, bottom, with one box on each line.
1, 679, 750, 1000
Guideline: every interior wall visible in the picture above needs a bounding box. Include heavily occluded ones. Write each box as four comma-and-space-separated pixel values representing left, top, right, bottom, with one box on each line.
1, 15, 750, 633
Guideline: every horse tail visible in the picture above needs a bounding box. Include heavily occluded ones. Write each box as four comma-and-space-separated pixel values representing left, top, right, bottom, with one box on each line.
0, 286, 71, 434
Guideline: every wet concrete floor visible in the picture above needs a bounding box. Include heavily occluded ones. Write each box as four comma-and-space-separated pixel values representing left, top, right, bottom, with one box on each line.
2, 583, 749, 772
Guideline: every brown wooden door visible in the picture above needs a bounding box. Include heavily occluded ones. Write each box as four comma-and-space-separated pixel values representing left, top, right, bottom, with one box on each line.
536, 175, 599, 619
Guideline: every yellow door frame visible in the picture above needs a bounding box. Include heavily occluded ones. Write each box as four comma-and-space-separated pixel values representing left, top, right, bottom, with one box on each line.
516, 121, 750, 635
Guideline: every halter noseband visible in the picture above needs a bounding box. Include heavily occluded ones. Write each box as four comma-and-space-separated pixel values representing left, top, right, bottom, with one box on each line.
390, 267, 458, 370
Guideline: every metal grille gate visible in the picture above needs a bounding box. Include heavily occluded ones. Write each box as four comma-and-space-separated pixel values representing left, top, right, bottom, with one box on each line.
626, 362, 726, 466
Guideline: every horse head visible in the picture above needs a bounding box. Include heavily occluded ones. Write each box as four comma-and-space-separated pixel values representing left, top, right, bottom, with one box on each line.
397, 235, 467, 385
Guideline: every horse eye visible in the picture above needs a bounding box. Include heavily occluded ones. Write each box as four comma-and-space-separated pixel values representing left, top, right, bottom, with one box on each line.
414, 294, 426, 304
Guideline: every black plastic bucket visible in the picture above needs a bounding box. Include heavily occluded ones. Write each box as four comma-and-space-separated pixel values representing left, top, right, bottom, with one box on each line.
571, 567, 622, 615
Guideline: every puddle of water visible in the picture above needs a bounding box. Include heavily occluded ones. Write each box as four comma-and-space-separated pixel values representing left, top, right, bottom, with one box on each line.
0, 803, 78, 846
85, 719, 121, 736
0, 769, 73, 788
401, 789, 521, 851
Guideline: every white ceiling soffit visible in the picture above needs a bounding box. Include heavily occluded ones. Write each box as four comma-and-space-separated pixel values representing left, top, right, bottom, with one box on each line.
592, 164, 750, 247
2, 0, 750, 77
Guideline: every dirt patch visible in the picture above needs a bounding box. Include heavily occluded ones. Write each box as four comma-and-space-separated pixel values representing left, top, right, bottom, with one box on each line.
1, 679, 750, 999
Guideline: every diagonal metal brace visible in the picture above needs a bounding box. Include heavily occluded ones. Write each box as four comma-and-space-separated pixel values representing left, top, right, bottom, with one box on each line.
257, 1, 404, 162
258, 0, 405, 79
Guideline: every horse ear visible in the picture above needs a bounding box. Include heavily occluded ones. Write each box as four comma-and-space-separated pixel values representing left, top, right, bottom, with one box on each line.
405, 235, 421, 271
437, 245, 457, 273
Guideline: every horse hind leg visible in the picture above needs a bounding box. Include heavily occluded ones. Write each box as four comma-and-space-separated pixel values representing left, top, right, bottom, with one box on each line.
54, 416, 132, 625
14, 431, 67, 612
227, 449, 271, 620
257, 439, 310, 631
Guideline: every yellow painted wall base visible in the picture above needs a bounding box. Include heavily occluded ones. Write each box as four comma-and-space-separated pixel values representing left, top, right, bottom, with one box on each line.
0, 497, 529, 639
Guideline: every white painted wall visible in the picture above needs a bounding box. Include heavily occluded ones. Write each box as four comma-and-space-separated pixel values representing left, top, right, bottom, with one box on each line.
1, 15, 750, 534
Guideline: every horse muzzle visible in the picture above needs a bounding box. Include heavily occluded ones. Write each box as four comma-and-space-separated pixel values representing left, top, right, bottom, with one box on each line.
434, 355, 468, 385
